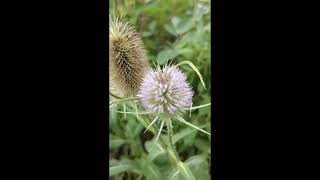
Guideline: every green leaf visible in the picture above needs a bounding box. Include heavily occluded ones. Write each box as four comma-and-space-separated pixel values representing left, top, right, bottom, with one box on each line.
110, 164, 137, 177
178, 48, 194, 58
136, 158, 163, 180
172, 127, 196, 144
182, 128, 197, 148
109, 136, 127, 149
145, 139, 166, 161
193, 3, 210, 22
164, 24, 178, 36
177, 161, 196, 180
142, 31, 152, 37
148, 21, 157, 32
156, 49, 180, 65
185, 155, 210, 180
171, 16, 193, 35
109, 159, 118, 166
145, 164, 163, 180
194, 138, 210, 153
109, 159, 141, 177
176, 60, 206, 89
185, 155, 206, 166
204, 23, 211, 32
124, 115, 143, 142
168, 170, 180, 180
171, 16, 181, 29
176, 20, 194, 34
174, 33, 193, 49
133, 123, 144, 137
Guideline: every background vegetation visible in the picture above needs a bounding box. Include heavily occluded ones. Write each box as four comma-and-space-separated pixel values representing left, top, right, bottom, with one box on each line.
109, 0, 211, 179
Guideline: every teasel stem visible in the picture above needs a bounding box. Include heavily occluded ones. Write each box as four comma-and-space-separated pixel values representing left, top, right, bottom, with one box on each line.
160, 117, 179, 166
142, 112, 196, 178
143, 115, 179, 164
166, 118, 178, 158
164, 118, 196, 180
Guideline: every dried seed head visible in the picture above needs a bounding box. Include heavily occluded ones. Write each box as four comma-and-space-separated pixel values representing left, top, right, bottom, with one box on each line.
109, 16, 150, 97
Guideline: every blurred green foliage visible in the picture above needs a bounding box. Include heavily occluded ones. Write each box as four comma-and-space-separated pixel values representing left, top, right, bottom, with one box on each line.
109, 0, 211, 179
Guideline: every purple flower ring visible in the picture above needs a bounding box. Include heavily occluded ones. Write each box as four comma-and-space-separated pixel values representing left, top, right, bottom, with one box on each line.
138, 65, 193, 115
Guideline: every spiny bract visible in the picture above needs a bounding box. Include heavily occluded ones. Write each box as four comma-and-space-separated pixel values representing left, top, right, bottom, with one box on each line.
109, 16, 150, 97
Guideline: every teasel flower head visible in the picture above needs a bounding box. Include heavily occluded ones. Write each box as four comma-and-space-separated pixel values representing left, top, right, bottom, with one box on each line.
109, 16, 150, 97
138, 64, 193, 117
138, 64, 210, 149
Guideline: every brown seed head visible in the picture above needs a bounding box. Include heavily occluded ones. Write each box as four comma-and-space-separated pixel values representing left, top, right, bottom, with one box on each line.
109, 16, 150, 97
